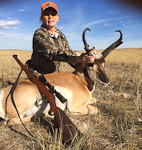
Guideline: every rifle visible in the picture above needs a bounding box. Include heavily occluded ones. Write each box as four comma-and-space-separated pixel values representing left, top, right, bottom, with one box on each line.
13, 55, 80, 144
38, 74, 67, 103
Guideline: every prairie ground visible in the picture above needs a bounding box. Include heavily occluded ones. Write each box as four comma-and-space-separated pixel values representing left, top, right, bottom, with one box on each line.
0, 48, 142, 150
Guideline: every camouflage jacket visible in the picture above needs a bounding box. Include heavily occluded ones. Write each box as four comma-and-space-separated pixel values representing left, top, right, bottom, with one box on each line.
30, 24, 77, 74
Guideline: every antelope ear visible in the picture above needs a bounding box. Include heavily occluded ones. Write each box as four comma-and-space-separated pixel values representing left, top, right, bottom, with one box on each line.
90, 47, 97, 54
90, 51, 103, 59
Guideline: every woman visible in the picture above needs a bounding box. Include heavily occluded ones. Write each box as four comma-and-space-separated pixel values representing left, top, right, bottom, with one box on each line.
29, 2, 94, 74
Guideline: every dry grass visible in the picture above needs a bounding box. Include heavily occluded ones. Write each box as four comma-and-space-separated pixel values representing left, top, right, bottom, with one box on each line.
0, 48, 142, 149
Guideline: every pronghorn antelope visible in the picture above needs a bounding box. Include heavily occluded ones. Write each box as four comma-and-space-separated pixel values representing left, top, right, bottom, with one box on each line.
0, 29, 123, 125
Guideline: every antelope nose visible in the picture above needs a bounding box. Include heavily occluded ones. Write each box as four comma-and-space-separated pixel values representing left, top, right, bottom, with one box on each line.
105, 79, 109, 84
106, 80, 110, 85
106, 80, 109, 83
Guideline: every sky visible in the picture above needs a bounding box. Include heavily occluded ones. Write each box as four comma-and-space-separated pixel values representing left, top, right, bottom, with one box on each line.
0, 0, 142, 51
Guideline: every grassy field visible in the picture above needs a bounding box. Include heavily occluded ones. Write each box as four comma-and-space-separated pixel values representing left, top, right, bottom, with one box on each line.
0, 48, 142, 149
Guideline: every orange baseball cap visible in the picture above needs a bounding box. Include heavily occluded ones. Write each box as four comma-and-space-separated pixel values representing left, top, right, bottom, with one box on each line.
41, 2, 58, 14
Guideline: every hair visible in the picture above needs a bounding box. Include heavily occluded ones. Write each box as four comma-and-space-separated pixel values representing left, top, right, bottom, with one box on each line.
39, 14, 44, 22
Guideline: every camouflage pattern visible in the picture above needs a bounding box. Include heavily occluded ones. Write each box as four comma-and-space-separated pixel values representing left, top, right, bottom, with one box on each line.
30, 24, 77, 74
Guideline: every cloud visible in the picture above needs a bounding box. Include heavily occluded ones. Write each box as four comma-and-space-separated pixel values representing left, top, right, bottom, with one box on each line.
0, 32, 22, 40
18, 9, 26, 12
18, 7, 30, 12
12, 27, 19, 29
104, 23, 111, 26
1, 26, 10, 29
0, 19, 21, 29
7, 18, 13, 20
57, 26, 64, 30
81, 19, 106, 28
80, 16, 134, 28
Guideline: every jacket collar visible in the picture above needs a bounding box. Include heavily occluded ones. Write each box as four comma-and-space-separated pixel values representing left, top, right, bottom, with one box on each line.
41, 23, 59, 38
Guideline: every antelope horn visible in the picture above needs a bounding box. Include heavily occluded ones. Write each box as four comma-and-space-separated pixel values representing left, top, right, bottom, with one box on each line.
82, 28, 92, 56
101, 30, 123, 58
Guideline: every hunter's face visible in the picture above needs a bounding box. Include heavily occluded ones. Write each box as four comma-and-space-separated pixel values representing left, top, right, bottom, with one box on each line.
42, 8, 59, 29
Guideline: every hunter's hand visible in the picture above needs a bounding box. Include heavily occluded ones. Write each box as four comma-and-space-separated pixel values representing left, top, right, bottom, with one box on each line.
76, 53, 94, 63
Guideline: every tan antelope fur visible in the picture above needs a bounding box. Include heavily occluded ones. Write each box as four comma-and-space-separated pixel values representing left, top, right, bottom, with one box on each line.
0, 29, 123, 125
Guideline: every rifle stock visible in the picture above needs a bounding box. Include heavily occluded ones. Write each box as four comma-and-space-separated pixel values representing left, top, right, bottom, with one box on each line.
13, 55, 80, 144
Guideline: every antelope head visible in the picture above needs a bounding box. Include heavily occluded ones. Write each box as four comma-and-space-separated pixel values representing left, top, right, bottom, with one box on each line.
82, 28, 123, 86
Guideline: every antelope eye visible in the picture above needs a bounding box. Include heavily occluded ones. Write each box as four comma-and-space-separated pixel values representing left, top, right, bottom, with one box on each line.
88, 63, 93, 67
